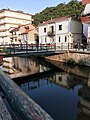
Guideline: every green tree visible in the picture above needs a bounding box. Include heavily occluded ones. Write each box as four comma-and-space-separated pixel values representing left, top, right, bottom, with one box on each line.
33, 0, 84, 26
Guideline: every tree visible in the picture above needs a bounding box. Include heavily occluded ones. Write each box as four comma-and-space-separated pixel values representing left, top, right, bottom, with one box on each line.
33, 0, 84, 26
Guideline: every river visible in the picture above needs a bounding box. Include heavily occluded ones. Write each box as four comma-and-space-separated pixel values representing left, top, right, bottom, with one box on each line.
3, 56, 90, 120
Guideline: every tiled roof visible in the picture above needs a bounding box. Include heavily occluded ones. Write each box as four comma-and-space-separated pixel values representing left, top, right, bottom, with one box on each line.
39, 16, 70, 26
21, 29, 34, 35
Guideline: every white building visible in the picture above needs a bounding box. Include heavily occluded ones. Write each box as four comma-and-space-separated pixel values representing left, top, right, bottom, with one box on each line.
81, 0, 90, 43
39, 16, 82, 49
0, 9, 33, 44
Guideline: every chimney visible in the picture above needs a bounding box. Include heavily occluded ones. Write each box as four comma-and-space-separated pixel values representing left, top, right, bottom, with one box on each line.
51, 17, 52, 22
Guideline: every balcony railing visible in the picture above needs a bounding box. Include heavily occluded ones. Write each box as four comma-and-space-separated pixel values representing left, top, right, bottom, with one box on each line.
10, 35, 17, 38
47, 31, 55, 37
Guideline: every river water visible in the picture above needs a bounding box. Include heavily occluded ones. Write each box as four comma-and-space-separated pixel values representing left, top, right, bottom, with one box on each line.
4, 56, 90, 120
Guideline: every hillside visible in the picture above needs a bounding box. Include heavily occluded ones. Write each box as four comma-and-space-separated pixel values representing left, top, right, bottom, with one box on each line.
33, 0, 84, 26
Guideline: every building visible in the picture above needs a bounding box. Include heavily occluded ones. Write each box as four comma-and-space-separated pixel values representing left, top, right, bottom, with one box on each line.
20, 24, 38, 44
81, 0, 90, 43
38, 16, 82, 48
0, 9, 33, 44
10, 24, 38, 44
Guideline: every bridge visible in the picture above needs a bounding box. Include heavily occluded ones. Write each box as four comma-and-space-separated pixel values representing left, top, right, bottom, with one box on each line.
0, 43, 90, 57
0, 43, 90, 119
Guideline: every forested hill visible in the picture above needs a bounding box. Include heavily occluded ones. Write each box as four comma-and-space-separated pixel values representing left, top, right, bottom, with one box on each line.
33, 0, 84, 26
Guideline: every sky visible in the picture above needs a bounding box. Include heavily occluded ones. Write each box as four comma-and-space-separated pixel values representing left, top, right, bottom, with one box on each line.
0, 0, 81, 15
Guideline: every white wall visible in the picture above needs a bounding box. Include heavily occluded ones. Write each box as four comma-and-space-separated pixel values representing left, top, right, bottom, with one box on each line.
0, 9, 33, 44
39, 19, 82, 46
39, 25, 47, 37
39, 20, 69, 44
56, 20, 69, 34
4, 10, 32, 20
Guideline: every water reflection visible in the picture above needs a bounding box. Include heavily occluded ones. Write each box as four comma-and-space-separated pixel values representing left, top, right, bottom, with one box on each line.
15, 66, 90, 120
3, 57, 52, 78
6, 56, 90, 120
46, 60, 90, 120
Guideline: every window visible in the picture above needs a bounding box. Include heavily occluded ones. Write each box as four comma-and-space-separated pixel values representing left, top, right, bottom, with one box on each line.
15, 38, 17, 42
59, 36, 61, 42
65, 36, 67, 42
44, 28, 46, 33
25, 34, 28, 41
15, 32, 16, 35
51, 26, 54, 32
45, 37, 47, 43
59, 25, 62, 30
22, 34, 28, 42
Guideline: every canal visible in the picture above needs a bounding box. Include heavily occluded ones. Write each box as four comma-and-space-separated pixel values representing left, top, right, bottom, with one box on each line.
3, 56, 90, 120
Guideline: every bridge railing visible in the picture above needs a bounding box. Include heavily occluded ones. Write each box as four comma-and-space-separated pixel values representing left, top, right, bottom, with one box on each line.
0, 43, 90, 54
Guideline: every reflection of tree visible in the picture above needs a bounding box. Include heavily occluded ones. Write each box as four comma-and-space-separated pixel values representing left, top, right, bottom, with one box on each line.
67, 74, 87, 90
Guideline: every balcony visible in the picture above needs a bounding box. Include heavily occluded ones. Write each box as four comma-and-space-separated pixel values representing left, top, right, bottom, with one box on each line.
10, 35, 17, 39
47, 31, 55, 37
82, 0, 90, 5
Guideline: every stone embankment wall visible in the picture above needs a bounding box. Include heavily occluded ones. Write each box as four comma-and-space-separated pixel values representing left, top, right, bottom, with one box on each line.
46, 51, 90, 66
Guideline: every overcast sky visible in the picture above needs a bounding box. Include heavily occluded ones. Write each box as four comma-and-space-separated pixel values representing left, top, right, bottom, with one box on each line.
0, 0, 81, 15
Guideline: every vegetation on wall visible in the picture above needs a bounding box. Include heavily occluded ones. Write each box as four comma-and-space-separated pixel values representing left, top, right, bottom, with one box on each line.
33, 0, 84, 26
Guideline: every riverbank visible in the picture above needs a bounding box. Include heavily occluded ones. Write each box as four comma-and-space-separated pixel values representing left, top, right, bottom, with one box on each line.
46, 50, 90, 66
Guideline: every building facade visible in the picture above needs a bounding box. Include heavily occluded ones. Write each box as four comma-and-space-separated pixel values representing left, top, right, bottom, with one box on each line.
39, 16, 82, 48
81, 0, 90, 43
10, 24, 38, 44
0, 9, 33, 44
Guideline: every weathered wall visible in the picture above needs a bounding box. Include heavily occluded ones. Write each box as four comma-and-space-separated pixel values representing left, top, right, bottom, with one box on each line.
46, 51, 90, 66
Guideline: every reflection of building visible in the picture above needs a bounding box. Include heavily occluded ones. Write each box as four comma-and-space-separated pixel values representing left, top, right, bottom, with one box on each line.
39, 16, 82, 48
47, 72, 87, 89
48, 72, 69, 88
2, 57, 51, 79
2, 57, 40, 78
0, 9, 33, 44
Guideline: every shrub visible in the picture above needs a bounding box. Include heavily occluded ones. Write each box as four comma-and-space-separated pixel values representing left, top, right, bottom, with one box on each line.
67, 58, 77, 65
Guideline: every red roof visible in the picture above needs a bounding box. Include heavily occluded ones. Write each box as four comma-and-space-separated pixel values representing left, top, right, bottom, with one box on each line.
10, 26, 20, 32
81, 16, 90, 23
82, 0, 90, 5
39, 16, 70, 26
21, 29, 34, 35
